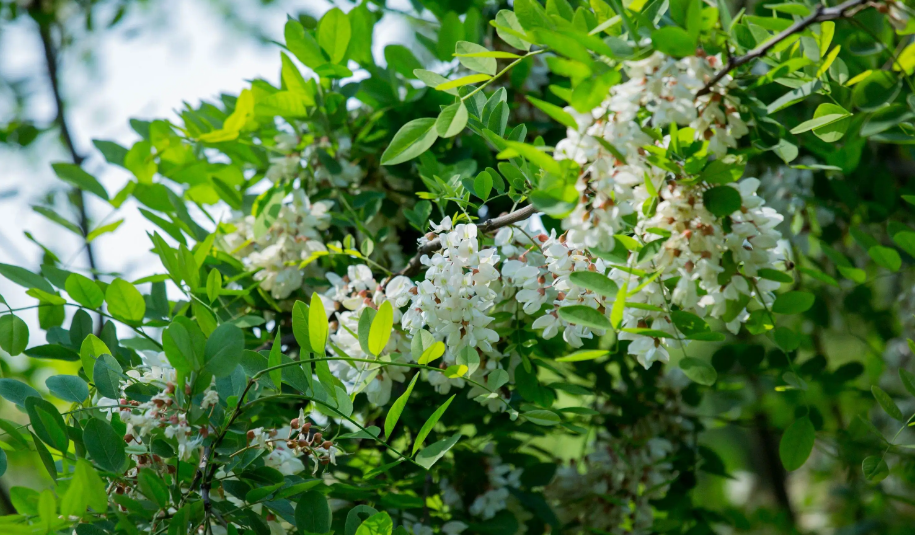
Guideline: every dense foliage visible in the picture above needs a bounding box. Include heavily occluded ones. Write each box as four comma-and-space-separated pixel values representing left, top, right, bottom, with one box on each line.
2, 0, 915, 534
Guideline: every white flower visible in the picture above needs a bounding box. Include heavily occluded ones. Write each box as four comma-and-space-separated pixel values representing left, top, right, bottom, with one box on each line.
224, 190, 332, 299
200, 388, 219, 410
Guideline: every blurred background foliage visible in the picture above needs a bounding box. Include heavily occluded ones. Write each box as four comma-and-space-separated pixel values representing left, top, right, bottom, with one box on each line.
1, 0, 915, 534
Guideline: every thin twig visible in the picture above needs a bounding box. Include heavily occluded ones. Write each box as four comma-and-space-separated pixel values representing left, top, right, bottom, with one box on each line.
696, 0, 873, 97
391, 204, 538, 280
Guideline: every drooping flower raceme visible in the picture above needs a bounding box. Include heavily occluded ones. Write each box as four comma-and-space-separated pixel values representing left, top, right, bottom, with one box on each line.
224, 190, 333, 299
543, 51, 784, 368
401, 217, 501, 356
546, 372, 693, 535
322, 264, 414, 405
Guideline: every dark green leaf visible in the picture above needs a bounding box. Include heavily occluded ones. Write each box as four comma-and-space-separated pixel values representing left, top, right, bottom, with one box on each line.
46, 375, 89, 403
702, 186, 742, 217
84, 417, 127, 473
295, 491, 332, 533
779, 416, 815, 471
0, 314, 29, 356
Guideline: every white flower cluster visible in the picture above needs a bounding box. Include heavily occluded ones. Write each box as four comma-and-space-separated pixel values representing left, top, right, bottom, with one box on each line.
304, 135, 365, 187
323, 264, 414, 405
546, 373, 693, 534
401, 217, 501, 356
245, 410, 340, 476
497, 225, 610, 348
440, 444, 529, 529
267, 134, 363, 187
616, 177, 783, 367
224, 190, 333, 300
556, 51, 747, 251
96, 352, 205, 463
546, 52, 785, 368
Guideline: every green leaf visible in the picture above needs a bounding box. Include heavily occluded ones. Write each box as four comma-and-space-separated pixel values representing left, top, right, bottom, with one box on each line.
415, 432, 461, 469
412, 395, 455, 455
26, 397, 69, 452
32, 432, 57, 480
105, 278, 146, 323
203, 323, 244, 378
93, 354, 124, 399
872, 385, 904, 420
892, 231, 915, 257
651, 27, 697, 58
702, 186, 742, 217
0, 314, 29, 356
789, 103, 850, 134
473, 171, 493, 202
679, 357, 718, 386
124, 141, 157, 183
295, 491, 332, 534
0, 378, 42, 408
308, 292, 328, 355
0, 263, 55, 293
380, 118, 439, 166
811, 104, 851, 142
764, 3, 811, 16
852, 70, 901, 112
293, 300, 312, 351
418, 341, 445, 365
355, 512, 394, 535
51, 163, 109, 200
556, 349, 609, 362
32, 205, 82, 235
384, 373, 419, 438
317, 8, 351, 64
758, 268, 793, 284
779, 416, 815, 471
772, 291, 815, 314
568, 271, 618, 297
45, 375, 89, 403
868, 245, 901, 272
900, 369, 915, 397
523, 409, 561, 426
163, 319, 203, 373
434, 73, 492, 91
93, 139, 128, 166
0, 448, 5, 478
494, 10, 531, 51
525, 96, 578, 129
26, 344, 80, 361
84, 417, 127, 473
455, 41, 496, 75
557, 305, 611, 330
285, 20, 325, 69
862, 455, 890, 483
139, 468, 170, 508
368, 301, 394, 356
268, 328, 283, 390
86, 219, 124, 243
206, 269, 222, 304
499, 140, 562, 175
415, 69, 459, 96
65, 273, 105, 309
385, 45, 423, 78
436, 101, 469, 138
700, 159, 745, 185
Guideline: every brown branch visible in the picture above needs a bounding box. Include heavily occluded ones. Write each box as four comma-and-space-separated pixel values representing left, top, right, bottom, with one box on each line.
393, 204, 539, 280
696, 0, 873, 97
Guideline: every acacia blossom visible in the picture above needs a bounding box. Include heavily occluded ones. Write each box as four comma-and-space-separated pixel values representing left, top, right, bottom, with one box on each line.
224, 190, 332, 299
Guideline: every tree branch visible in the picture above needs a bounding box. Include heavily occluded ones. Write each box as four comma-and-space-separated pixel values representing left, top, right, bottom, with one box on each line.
696, 0, 873, 97
37, 18, 100, 279
392, 204, 538, 280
